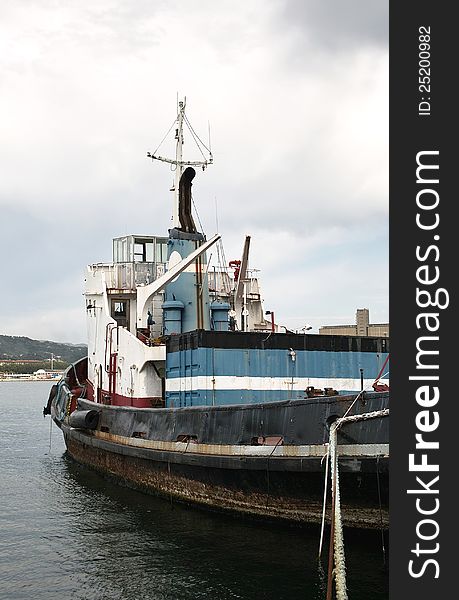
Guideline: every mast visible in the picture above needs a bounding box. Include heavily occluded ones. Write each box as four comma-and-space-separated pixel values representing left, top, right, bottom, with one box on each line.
147, 98, 214, 333
147, 98, 212, 229
173, 99, 185, 228
234, 236, 251, 331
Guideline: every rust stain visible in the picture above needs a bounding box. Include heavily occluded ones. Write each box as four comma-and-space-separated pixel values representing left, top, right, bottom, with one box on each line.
90, 430, 387, 459
66, 436, 388, 529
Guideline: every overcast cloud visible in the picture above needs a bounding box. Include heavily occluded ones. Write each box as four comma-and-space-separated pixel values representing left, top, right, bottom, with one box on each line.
0, 0, 388, 343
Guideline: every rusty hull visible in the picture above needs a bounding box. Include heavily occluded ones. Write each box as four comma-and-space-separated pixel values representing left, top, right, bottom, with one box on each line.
64, 427, 388, 530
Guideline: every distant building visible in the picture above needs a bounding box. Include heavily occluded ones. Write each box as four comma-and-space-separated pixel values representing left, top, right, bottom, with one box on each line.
34, 369, 47, 379
33, 369, 62, 380
319, 309, 389, 337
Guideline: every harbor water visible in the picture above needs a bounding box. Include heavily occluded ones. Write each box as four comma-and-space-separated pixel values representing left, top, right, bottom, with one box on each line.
0, 382, 388, 599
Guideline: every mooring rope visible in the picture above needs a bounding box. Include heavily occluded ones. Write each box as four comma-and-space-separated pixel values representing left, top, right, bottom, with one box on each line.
320, 388, 379, 559
48, 413, 53, 453
376, 456, 387, 568
329, 422, 347, 600
318, 447, 330, 559
337, 409, 389, 425
326, 408, 389, 600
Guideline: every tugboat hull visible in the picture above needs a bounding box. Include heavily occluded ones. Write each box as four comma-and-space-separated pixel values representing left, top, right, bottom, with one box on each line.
54, 388, 389, 529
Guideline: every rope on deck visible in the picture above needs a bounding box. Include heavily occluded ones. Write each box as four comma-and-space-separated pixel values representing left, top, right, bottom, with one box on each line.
318, 447, 330, 558
327, 408, 389, 600
329, 422, 347, 600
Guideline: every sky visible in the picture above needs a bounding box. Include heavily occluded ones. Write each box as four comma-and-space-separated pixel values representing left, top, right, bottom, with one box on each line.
0, 0, 388, 343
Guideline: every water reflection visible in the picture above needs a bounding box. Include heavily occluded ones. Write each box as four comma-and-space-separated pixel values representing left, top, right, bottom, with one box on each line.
0, 383, 387, 600
59, 456, 320, 599
60, 456, 387, 600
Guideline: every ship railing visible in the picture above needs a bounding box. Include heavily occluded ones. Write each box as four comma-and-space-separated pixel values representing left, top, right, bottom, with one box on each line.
208, 270, 261, 295
89, 262, 167, 290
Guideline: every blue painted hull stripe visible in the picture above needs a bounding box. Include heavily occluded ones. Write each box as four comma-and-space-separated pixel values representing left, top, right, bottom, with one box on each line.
166, 348, 389, 379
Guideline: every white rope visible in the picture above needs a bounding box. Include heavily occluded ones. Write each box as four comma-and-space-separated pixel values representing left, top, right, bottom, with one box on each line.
320, 390, 380, 559
318, 445, 330, 558
329, 422, 348, 600
337, 409, 389, 427
328, 408, 389, 600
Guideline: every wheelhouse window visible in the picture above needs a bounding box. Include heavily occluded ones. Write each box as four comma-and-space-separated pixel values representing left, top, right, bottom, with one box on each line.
134, 239, 154, 262
156, 241, 168, 263
134, 243, 145, 262
112, 235, 168, 266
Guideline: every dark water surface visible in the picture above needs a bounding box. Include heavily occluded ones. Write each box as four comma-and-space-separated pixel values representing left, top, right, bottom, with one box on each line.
0, 382, 388, 599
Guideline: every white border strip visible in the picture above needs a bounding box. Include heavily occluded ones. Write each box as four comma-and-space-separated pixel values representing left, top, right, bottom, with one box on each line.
165, 375, 389, 393
92, 430, 389, 458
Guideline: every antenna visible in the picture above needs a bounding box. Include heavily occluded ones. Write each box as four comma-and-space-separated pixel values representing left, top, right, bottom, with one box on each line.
208, 120, 212, 154
146, 98, 213, 228
214, 196, 219, 233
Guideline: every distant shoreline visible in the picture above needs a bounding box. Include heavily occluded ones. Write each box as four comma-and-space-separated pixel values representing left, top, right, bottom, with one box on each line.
0, 377, 61, 383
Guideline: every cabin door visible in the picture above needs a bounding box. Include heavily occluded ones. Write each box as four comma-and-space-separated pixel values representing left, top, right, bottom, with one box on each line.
111, 299, 130, 329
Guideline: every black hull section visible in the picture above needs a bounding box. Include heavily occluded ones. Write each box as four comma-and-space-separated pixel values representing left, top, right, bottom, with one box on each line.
64, 425, 388, 529
76, 392, 389, 447
51, 378, 389, 529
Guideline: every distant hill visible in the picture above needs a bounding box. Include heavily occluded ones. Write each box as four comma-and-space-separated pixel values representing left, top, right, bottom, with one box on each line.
0, 335, 87, 364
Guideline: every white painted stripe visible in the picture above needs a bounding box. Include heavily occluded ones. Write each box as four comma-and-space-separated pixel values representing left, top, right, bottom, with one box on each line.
93, 430, 389, 458
165, 375, 389, 393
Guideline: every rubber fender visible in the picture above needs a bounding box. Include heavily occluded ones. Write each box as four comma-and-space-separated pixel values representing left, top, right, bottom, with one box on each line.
43, 384, 58, 416
69, 409, 100, 430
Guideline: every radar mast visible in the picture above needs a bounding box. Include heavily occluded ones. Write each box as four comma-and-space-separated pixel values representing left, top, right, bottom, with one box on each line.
147, 98, 213, 228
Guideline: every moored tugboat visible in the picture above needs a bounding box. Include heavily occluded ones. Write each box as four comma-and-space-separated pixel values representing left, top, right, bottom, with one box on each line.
44, 99, 389, 529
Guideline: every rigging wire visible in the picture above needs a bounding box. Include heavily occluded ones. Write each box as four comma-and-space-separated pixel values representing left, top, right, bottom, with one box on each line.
151, 114, 179, 157
190, 191, 205, 236
208, 120, 212, 154
199, 253, 213, 298
215, 241, 224, 299
214, 196, 219, 233
217, 238, 232, 297
206, 236, 232, 302
151, 106, 212, 174
184, 113, 212, 155
183, 115, 208, 162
